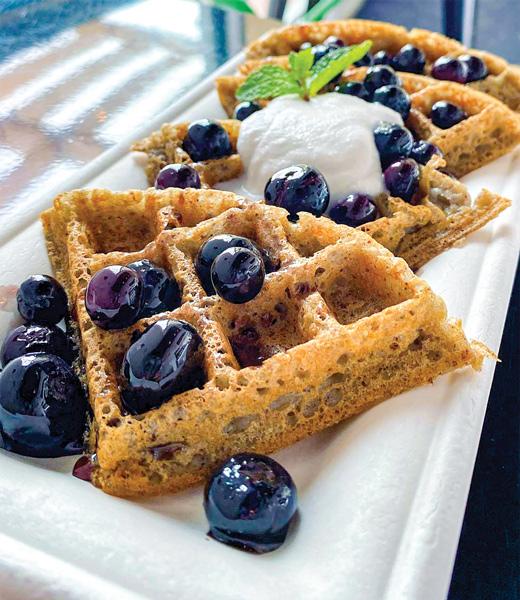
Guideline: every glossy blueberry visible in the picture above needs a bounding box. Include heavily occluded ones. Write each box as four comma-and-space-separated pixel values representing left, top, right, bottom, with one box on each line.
85, 265, 144, 330
372, 85, 411, 120
392, 44, 426, 74
384, 158, 421, 204
354, 51, 374, 67
334, 80, 370, 101
196, 235, 263, 295
329, 194, 378, 227
264, 164, 329, 219
373, 122, 414, 168
155, 164, 201, 190
122, 319, 204, 415
310, 43, 331, 63
373, 50, 394, 65
127, 259, 181, 318
211, 248, 265, 304
1, 324, 73, 367
233, 101, 262, 121
431, 56, 469, 84
459, 54, 488, 82
0, 353, 86, 457
204, 453, 298, 553
409, 140, 443, 165
363, 65, 402, 97
183, 119, 233, 162
17, 275, 68, 326
323, 35, 345, 49
299, 42, 312, 50
430, 100, 467, 129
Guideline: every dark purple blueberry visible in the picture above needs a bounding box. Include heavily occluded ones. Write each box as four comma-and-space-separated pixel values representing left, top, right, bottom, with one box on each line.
233, 101, 262, 121
354, 51, 374, 68
121, 319, 204, 415
334, 80, 370, 101
196, 235, 263, 295
459, 54, 488, 82
373, 50, 394, 65
85, 265, 144, 330
183, 119, 233, 162
204, 453, 298, 553
127, 259, 181, 318
311, 43, 332, 64
384, 158, 421, 204
410, 140, 443, 165
155, 164, 201, 190
323, 36, 345, 49
392, 44, 426, 74
373, 122, 414, 168
430, 100, 467, 129
431, 56, 469, 84
1, 324, 73, 367
211, 248, 265, 304
299, 42, 312, 51
372, 85, 411, 120
264, 164, 329, 219
329, 194, 378, 227
17, 275, 68, 326
364, 65, 402, 97
0, 353, 86, 457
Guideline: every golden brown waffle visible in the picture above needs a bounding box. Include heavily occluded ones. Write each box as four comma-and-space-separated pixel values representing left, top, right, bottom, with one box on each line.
216, 67, 520, 178
42, 188, 491, 497
244, 19, 520, 111
132, 120, 510, 271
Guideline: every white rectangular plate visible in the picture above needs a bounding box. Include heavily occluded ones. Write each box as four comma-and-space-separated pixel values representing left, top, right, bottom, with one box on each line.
1, 53, 519, 600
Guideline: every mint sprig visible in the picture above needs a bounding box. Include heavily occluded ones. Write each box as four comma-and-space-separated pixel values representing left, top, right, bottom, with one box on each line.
236, 40, 372, 102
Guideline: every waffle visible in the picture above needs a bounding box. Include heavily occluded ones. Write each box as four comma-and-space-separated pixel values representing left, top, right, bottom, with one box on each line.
41, 188, 491, 497
244, 19, 520, 111
216, 67, 520, 178
132, 120, 510, 271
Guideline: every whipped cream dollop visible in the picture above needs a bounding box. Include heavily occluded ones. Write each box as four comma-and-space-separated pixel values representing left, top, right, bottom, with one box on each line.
237, 93, 403, 211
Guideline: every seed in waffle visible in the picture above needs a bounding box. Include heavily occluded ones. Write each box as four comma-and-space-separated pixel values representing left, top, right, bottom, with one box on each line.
132, 119, 510, 272
244, 19, 520, 112
216, 67, 520, 179
41, 187, 492, 497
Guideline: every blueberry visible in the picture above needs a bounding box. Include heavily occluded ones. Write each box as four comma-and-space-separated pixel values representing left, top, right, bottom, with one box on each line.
323, 36, 345, 49
329, 194, 378, 227
0, 353, 86, 457
211, 248, 265, 304
334, 81, 370, 101
372, 85, 411, 120
121, 319, 204, 415
373, 50, 394, 65
204, 453, 298, 553
17, 275, 68, 326
431, 56, 469, 84
311, 44, 331, 63
392, 44, 426, 74
85, 265, 144, 330
430, 100, 467, 129
196, 235, 263, 295
364, 65, 402, 97
354, 51, 374, 67
299, 42, 312, 51
233, 101, 262, 121
410, 140, 443, 165
459, 54, 488, 82
127, 259, 181, 318
384, 158, 421, 204
155, 164, 201, 190
183, 119, 233, 162
373, 122, 414, 168
264, 164, 329, 219
1, 324, 73, 367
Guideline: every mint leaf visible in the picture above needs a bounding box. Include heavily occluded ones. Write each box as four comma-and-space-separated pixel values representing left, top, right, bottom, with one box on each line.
289, 46, 314, 90
307, 41, 373, 97
236, 65, 301, 101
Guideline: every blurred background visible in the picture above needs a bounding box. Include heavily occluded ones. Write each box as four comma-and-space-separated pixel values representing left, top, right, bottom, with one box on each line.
0, 1, 518, 598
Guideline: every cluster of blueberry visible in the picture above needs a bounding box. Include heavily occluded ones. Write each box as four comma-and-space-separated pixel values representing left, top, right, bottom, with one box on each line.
0, 275, 87, 457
